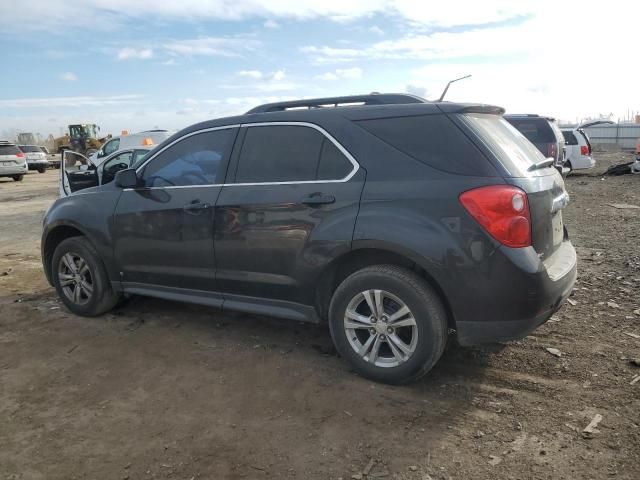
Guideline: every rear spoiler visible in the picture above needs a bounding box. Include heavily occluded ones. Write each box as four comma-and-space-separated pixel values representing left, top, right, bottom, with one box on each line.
436, 103, 505, 115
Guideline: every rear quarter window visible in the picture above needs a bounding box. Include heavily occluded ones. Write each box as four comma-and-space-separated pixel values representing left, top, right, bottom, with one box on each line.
356, 114, 495, 176
562, 131, 578, 145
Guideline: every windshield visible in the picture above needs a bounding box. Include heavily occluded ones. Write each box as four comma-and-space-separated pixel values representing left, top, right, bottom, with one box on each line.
69, 125, 97, 138
19, 145, 42, 153
461, 113, 550, 177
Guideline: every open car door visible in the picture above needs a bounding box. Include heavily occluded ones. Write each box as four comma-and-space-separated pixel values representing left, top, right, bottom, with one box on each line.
60, 150, 98, 197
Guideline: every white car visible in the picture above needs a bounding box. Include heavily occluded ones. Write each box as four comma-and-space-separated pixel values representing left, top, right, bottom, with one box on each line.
562, 120, 613, 172
0, 141, 28, 181
19, 145, 49, 173
90, 130, 172, 165
61, 145, 155, 197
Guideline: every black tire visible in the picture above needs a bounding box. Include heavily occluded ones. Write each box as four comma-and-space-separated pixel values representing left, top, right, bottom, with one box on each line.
12, 175, 23, 182
38, 168, 46, 174
328, 265, 448, 384
51, 236, 119, 317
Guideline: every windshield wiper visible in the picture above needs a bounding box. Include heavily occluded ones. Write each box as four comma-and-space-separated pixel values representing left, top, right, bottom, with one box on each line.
528, 157, 555, 171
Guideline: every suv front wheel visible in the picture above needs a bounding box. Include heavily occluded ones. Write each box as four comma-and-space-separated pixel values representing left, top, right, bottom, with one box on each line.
52, 237, 120, 316
329, 265, 448, 384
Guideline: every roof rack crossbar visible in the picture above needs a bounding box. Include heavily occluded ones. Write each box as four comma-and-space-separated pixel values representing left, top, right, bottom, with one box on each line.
246, 93, 426, 114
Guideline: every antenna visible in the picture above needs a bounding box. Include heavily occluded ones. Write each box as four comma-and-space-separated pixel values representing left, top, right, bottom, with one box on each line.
438, 74, 472, 102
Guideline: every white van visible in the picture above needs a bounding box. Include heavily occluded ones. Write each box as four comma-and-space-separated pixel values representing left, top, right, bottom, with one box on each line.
90, 130, 173, 165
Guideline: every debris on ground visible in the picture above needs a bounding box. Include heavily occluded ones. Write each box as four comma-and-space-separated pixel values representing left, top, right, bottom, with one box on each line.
582, 414, 603, 438
607, 301, 620, 308
624, 332, 640, 339
631, 375, 640, 385
567, 299, 577, 306
607, 203, 640, 209
629, 358, 640, 367
488, 455, 503, 466
545, 347, 562, 357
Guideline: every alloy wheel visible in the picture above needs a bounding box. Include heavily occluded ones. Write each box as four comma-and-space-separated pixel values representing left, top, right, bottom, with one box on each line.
343, 289, 418, 368
58, 252, 93, 305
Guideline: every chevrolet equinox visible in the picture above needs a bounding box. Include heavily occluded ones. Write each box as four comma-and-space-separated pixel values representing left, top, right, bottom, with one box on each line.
42, 94, 577, 384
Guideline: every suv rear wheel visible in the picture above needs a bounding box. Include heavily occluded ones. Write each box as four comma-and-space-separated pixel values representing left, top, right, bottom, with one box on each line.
329, 265, 448, 384
52, 237, 119, 316
12, 175, 23, 182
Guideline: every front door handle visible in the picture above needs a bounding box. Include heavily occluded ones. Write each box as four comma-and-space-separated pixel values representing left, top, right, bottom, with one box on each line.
183, 201, 211, 214
301, 193, 335, 206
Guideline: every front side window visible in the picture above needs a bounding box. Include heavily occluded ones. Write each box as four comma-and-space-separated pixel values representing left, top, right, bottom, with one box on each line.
141, 128, 235, 188
102, 138, 120, 157
102, 151, 133, 184
235, 125, 353, 183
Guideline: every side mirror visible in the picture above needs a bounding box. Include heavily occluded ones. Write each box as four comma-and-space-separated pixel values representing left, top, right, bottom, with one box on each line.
115, 168, 139, 189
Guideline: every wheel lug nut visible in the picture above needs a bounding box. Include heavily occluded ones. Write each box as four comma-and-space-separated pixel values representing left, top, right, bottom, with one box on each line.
369, 328, 375, 334
380, 334, 386, 340
370, 317, 377, 323
387, 327, 393, 334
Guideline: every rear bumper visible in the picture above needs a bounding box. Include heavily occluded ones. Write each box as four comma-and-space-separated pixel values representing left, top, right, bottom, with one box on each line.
27, 160, 49, 169
0, 163, 28, 176
454, 240, 577, 346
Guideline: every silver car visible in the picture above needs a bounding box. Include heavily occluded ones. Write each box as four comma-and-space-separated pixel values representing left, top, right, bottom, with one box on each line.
19, 145, 49, 173
0, 141, 28, 181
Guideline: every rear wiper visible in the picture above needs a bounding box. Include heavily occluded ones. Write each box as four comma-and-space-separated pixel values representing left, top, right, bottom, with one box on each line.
528, 157, 555, 171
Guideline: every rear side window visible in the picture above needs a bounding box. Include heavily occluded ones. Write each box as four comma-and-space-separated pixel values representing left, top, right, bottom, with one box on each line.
0, 145, 20, 155
356, 114, 493, 176
504, 118, 555, 143
235, 125, 353, 183
562, 131, 578, 145
141, 128, 235, 187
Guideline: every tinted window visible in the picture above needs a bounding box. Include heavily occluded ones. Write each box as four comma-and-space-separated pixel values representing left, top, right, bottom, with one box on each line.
131, 149, 151, 169
19, 145, 41, 153
236, 125, 323, 183
357, 114, 493, 176
562, 131, 578, 145
504, 118, 554, 143
142, 129, 235, 187
0, 145, 21, 155
461, 113, 547, 177
316, 139, 352, 180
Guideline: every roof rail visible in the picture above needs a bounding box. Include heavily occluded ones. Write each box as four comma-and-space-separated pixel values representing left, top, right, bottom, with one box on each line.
245, 93, 426, 114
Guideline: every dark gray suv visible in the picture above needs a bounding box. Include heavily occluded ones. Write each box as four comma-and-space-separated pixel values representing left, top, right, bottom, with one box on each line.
42, 94, 577, 384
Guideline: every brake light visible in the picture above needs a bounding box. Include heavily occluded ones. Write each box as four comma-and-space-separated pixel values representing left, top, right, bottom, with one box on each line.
547, 143, 557, 159
16, 151, 24, 158
580, 145, 589, 156
459, 185, 532, 248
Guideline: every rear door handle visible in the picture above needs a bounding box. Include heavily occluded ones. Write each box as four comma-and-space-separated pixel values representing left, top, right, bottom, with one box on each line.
183, 202, 211, 214
301, 193, 335, 206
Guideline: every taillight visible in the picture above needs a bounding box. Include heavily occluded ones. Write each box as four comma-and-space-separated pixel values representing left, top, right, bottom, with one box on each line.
16, 151, 24, 158
459, 185, 532, 248
580, 145, 589, 156
547, 143, 557, 159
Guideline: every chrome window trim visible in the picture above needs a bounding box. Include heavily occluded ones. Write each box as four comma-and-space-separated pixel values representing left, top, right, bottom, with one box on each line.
124, 121, 359, 191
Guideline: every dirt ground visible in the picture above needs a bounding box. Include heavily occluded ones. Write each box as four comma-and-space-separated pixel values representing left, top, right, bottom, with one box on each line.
1, 155, 639, 480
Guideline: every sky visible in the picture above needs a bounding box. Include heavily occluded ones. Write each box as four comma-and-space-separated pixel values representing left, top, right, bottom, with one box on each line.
0, 0, 638, 139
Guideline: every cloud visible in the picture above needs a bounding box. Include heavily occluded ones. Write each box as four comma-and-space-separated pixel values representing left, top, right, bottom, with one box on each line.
263, 19, 280, 29
164, 37, 257, 57
117, 47, 153, 60
0, 95, 144, 109
318, 67, 362, 81
60, 72, 77, 82
161, 58, 177, 66
238, 70, 264, 79
369, 25, 384, 35
271, 69, 286, 81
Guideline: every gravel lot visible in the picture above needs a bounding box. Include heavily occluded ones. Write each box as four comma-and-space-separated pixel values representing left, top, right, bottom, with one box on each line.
1, 155, 639, 480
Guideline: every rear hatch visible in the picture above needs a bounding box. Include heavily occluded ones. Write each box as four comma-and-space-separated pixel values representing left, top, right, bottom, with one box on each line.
0, 144, 23, 164
459, 113, 569, 261
19, 145, 46, 160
